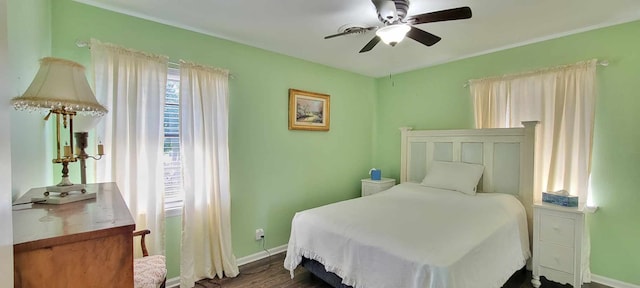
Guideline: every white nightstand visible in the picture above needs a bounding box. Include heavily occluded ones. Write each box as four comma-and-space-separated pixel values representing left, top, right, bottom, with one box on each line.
361, 178, 395, 197
531, 202, 586, 288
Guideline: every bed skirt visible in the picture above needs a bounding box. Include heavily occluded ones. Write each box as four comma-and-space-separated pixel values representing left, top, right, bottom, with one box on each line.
301, 257, 353, 288
301, 256, 528, 288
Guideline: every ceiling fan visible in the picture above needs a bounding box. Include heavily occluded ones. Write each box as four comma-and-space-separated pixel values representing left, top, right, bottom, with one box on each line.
324, 0, 472, 53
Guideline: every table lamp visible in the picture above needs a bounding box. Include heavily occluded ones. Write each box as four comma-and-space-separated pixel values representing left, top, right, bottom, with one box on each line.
12, 57, 107, 202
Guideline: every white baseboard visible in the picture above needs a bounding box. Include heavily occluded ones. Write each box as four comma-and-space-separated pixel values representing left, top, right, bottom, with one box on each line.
166, 276, 180, 288
592, 274, 640, 288
236, 243, 288, 266
165, 244, 289, 288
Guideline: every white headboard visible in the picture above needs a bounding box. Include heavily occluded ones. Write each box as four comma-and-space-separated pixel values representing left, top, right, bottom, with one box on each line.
400, 121, 537, 233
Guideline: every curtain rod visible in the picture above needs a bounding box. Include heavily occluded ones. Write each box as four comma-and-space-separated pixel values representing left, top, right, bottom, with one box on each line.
462, 60, 608, 88
75, 40, 235, 78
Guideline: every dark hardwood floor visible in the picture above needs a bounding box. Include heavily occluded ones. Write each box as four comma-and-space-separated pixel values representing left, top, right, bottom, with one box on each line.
195, 252, 609, 288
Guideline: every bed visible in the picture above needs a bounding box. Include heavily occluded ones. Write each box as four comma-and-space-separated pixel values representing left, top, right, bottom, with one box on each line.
284, 122, 537, 288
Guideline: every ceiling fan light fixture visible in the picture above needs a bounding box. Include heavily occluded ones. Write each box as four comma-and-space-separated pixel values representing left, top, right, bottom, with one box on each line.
376, 23, 410, 46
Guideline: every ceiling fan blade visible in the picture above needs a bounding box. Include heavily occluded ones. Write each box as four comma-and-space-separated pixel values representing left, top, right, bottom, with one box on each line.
408, 6, 472, 25
359, 36, 381, 53
324, 30, 357, 40
324, 27, 376, 39
406, 27, 442, 47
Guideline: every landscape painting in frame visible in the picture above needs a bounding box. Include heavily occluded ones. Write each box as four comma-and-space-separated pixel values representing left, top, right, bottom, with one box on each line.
288, 89, 330, 131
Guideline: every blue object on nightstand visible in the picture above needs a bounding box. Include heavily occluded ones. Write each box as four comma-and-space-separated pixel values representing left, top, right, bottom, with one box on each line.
542, 190, 579, 207
369, 168, 381, 180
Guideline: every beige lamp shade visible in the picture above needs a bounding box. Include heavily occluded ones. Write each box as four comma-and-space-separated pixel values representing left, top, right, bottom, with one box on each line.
12, 57, 107, 116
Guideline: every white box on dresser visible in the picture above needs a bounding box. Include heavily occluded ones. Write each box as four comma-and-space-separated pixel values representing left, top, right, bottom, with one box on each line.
532, 202, 587, 288
361, 178, 395, 197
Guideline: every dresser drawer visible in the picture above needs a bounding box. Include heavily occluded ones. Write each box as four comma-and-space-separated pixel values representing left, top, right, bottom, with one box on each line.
539, 242, 574, 273
539, 213, 575, 246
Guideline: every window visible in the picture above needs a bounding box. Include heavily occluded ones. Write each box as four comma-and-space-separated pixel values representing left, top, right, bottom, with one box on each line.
164, 68, 182, 211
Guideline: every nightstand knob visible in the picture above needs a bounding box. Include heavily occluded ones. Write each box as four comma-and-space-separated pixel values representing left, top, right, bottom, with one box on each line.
553, 225, 560, 231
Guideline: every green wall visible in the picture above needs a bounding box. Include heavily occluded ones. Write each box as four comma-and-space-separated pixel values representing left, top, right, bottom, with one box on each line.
374, 21, 640, 285
49, 0, 375, 279
7, 0, 52, 199
165, 215, 181, 279
18, 0, 637, 285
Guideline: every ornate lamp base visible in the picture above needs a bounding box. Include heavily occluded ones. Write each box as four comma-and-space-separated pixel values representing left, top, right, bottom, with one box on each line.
31, 191, 96, 205
45, 184, 87, 197
45, 161, 86, 197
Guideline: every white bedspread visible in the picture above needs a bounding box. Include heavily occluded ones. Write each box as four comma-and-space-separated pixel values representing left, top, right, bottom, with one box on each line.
284, 183, 530, 288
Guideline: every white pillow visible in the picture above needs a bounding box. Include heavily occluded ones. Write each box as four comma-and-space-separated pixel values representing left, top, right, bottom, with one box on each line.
421, 161, 484, 195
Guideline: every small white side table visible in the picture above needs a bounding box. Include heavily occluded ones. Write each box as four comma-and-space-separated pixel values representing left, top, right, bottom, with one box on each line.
531, 202, 586, 288
361, 178, 395, 197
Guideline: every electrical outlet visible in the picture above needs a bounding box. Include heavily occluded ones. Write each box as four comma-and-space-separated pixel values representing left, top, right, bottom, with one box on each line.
255, 228, 264, 241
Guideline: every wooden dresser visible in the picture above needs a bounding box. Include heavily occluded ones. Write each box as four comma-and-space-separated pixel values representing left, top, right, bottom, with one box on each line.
12, 182, 135, 288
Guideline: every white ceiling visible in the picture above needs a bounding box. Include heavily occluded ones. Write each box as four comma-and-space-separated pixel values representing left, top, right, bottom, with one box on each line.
75, 0, 640, 77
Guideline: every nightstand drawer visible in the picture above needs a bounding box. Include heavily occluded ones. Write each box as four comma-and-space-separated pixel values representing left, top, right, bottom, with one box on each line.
539, 213, 575, 246
362, 182, 392, 195
539, 242, 574, 273
361, 178, 395, 197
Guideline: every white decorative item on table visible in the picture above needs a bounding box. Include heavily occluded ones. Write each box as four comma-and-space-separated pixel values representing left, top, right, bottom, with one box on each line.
361, 178, 396, 196
531, 202, 587, 288
11, 57, 107, 203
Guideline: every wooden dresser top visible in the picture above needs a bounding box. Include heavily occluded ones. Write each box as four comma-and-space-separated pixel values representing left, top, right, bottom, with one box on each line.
12, 182, 135, 252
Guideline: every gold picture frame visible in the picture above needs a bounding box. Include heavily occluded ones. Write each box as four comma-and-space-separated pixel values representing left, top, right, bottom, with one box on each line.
288, 89, 330, 131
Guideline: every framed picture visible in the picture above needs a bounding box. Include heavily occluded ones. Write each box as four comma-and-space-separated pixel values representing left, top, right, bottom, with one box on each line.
288, 89, 330, 131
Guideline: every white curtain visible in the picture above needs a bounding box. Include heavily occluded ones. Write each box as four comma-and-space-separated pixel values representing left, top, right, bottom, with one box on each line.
179, 61, 238, 287
470, 59, 597, 282
92, 39, 168, 256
